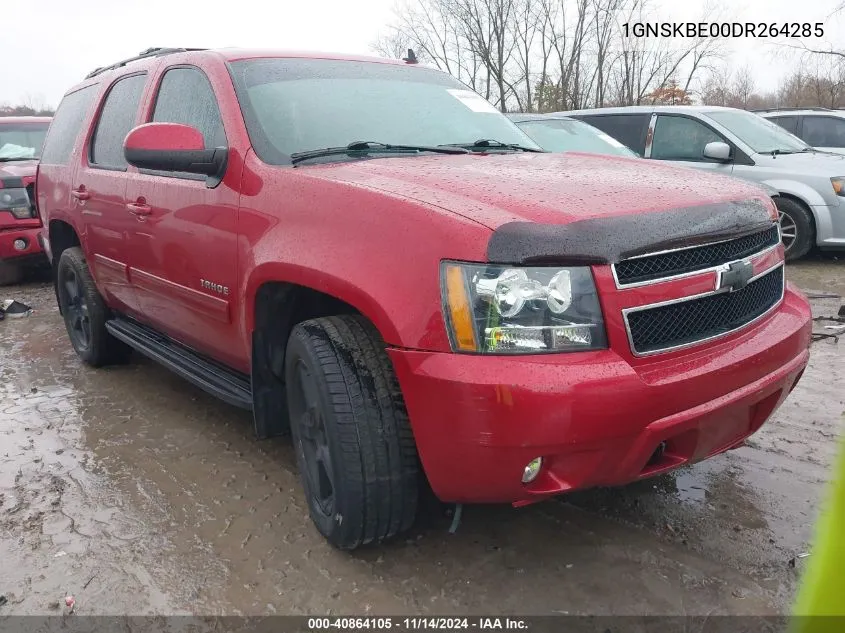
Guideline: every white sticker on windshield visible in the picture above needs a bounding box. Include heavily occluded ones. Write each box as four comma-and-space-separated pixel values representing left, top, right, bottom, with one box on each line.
447, 89, 500, 113
598, 133, 626, 148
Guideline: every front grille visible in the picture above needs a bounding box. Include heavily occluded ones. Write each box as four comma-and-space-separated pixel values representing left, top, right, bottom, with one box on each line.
614, 225, 780, 286
626, 266, 784, 355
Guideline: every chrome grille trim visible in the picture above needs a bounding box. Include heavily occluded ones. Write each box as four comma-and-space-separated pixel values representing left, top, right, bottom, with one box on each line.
621, 262, 785, 357
611, 223, 781, 289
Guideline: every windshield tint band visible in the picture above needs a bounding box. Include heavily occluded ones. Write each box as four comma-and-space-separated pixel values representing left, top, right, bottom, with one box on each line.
487, 198, 774, 265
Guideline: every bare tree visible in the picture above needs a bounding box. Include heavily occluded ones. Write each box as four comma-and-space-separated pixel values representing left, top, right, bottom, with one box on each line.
375, 0, 723, 112
731, 66, 755, 108
451, 0, 521, 111
371, 31, 419, 61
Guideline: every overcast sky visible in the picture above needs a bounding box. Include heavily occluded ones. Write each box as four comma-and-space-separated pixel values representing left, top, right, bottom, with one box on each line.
2, 0, 843, 108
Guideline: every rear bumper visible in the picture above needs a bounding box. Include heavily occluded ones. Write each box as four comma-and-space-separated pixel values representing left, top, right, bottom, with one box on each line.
0, 225, 44, 264
389, 286, 812, 504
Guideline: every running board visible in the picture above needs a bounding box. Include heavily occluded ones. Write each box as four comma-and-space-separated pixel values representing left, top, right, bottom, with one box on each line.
105, 317, 253, 410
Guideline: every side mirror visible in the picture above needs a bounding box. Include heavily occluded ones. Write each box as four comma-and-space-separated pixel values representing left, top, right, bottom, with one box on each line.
703, 141, 732, 162
123, 122, 227, 186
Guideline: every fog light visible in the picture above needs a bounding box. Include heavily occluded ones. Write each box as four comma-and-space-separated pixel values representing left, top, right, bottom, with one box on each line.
522, 457, 543, 483
13, 239, 27, 251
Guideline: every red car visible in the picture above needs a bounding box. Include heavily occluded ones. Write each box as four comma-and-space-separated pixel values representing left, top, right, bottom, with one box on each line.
37, 48, 811, 550
0, 116, 50, 284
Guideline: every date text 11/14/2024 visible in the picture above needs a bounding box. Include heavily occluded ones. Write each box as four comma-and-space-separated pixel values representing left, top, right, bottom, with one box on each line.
307, 617, 529, 630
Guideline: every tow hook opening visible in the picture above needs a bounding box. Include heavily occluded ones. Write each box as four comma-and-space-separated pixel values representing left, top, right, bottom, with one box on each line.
647, 441, 667, 467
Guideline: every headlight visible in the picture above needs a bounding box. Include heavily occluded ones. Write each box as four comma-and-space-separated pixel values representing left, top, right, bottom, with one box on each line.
831, 178, 845, 197
0, 188, 34, 219
441, 262, 607, 354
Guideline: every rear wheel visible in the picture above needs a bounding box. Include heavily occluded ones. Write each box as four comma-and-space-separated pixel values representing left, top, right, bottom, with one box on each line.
774, 196, 813, 261
56, 247, 130, 366
285, 315, 419, 550
0, 261, 24, 286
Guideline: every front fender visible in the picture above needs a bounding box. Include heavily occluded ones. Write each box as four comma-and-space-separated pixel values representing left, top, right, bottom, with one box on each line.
763, 179, 829, 209
242, 261, 403, 348
236, 158, 492, 353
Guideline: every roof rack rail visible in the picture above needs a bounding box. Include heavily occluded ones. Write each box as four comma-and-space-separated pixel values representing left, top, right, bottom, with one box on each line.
84, 47, 207, 80
751, 106, 833, 113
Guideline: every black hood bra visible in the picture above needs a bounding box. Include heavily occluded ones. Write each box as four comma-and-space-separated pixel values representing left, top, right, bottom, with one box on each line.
487, 198, 775, 266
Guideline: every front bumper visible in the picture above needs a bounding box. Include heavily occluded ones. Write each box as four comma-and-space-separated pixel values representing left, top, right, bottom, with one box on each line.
388, 286, 811, 504
0, 225, 44, 264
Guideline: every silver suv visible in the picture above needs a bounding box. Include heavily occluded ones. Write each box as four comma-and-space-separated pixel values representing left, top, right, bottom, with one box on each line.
759, 107, 845, 155
560, 105, 845, 259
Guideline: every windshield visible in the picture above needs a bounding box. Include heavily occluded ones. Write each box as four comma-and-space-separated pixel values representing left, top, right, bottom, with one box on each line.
514, 118, 637, 157
228, 58, 539, 165
0, 121, 50, 160
704, 110, 809, 154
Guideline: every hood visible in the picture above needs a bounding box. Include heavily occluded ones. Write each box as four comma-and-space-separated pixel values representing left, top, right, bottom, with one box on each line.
0, 159, 37, 184
300, 152, 770, 229
753, 150, 845, 174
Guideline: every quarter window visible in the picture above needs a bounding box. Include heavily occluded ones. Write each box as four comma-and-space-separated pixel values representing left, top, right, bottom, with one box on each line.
40, 86, 97, 165
577, 114, 649, 156
90, 74, 147, 169
769, 115, 798, 135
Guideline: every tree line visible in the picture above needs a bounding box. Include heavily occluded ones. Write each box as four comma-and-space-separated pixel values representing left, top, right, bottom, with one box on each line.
373, 0, 845, 112
0, 105, 55, 117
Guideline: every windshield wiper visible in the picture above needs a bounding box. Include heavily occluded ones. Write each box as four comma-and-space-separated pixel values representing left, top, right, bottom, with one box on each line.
290, 141, 469, 165
443, 139, 544, 153
0, 156, 37, 162
770, 149, 800, 156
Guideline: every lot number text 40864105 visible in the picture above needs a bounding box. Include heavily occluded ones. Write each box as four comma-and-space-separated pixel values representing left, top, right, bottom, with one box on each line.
307, 617, 529, 630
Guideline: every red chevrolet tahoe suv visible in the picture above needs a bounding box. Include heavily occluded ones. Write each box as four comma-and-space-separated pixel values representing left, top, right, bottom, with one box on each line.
0, 116, 50, 284
36, 47, 812, 550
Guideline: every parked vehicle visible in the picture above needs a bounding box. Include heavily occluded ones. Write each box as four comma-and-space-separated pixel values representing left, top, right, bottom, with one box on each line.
0, 116, 51, 284
506, 113, 638, 157
38, 48, 811, 550
759, 107, 845, 155
509, 112, 784, 204
561, 105, 845, 260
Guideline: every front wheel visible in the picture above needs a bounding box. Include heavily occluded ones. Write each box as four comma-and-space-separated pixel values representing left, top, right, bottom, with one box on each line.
774, 196, 813, 261
285, 315, 419, 550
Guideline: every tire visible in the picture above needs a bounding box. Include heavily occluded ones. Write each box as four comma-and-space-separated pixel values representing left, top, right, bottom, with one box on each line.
0, 261, 24, 286
774, 196, 813, 261
285, 315, 419, 549
56, 247, 131, 367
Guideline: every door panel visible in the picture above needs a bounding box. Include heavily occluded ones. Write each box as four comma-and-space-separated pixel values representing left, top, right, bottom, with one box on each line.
124, 65, 242, 369
73, 73, 148, 315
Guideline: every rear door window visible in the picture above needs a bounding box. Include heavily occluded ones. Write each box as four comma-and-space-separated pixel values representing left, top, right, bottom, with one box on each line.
40, 86, 97, 165
651, 115, 724, 161
803, 116, 845, 148
769, 115, 798, 135
574, 114, 649, 156
90, 74, 147, 170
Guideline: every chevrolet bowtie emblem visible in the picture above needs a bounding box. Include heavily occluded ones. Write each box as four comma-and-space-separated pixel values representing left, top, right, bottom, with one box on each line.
716, 260, 754, 292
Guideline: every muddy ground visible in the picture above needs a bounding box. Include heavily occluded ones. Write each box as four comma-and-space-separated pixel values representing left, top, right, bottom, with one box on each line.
0, 257, 843, 617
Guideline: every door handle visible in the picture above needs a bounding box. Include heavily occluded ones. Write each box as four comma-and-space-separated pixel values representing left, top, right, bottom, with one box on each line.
71, 187, 90, 201
126, 201, 152, 217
